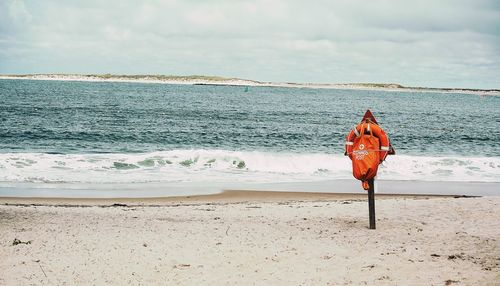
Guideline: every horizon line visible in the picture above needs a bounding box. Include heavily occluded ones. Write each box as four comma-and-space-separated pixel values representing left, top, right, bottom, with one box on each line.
0, 73, 498, 93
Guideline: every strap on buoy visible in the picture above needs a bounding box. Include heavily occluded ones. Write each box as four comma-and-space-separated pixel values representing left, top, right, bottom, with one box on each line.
353, 125, 360, 136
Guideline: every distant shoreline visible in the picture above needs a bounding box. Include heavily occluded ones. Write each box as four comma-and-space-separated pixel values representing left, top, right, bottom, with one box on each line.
1, 74, 499, 96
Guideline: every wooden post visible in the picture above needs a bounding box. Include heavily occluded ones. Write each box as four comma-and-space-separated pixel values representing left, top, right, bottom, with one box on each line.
368, 178, 376, 229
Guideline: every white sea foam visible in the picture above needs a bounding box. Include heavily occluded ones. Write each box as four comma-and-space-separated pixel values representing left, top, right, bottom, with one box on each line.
0, 150, 498, 184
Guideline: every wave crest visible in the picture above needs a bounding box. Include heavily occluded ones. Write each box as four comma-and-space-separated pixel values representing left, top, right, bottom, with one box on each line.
0, 150, 498, 184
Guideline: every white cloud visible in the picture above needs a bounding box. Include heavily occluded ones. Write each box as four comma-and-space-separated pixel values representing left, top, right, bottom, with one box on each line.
8, 0, 32, 23
0, 0, 498, 88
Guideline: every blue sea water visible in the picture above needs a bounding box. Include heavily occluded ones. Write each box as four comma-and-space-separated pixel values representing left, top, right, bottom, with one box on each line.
0, 79, 499, 196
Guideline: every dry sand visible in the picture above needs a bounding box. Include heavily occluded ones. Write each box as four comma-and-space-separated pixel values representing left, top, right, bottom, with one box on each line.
0, 192, 498, 285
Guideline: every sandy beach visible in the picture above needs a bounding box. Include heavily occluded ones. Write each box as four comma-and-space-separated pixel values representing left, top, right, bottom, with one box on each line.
1, 192, 498, 285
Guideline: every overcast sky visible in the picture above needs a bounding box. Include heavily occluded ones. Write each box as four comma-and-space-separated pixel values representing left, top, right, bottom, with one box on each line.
1, 0, 499, 88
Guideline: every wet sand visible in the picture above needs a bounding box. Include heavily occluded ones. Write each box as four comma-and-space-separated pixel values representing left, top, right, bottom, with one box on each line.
0, 190, 454, 206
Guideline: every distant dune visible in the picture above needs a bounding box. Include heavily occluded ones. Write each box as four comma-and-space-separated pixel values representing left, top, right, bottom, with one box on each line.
1, 74, 498, 96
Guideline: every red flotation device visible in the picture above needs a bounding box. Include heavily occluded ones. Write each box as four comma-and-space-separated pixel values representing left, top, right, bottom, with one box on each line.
345, 119, 391, 190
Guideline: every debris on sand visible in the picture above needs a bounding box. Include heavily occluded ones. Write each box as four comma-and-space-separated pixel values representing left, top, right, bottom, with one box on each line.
12, 238, 31, 246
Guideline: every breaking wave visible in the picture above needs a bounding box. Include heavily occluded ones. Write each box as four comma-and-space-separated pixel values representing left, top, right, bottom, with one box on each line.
0, 150, 498, 184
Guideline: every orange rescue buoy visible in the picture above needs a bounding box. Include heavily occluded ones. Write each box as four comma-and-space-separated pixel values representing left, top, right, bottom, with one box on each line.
345, 120, 390, 163
345, 119, 391, 190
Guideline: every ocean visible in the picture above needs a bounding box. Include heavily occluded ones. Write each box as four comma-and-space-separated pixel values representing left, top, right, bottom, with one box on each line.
0, 79, 499, 197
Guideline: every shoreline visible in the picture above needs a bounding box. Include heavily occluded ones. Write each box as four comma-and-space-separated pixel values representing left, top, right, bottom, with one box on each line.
1, 74, 498, 96
0, 190, 460, 207
1, 180, 497, 199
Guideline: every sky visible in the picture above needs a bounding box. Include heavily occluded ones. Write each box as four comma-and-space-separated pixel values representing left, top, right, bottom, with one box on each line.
0, 0, 499, 88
